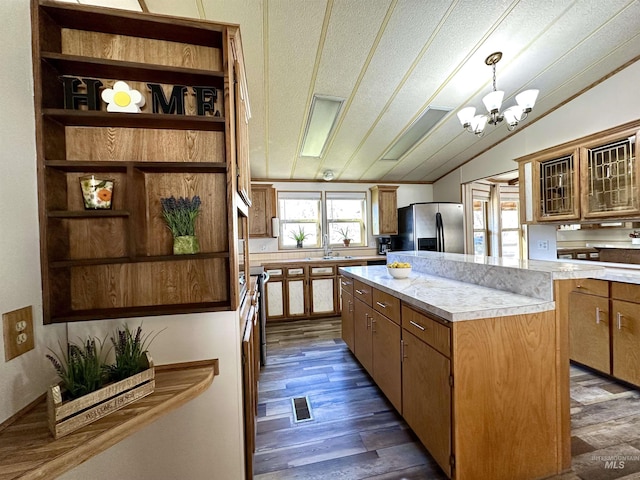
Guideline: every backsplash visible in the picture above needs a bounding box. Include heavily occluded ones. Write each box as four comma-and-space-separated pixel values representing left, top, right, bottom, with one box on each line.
557, 225, 639, 247
250, 247, 378, 264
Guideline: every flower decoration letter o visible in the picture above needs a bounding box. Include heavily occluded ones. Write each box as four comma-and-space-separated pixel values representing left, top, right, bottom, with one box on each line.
101, 81, 146, 113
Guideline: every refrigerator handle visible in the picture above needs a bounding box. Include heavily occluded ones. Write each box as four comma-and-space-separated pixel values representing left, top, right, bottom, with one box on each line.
435, 212, 443, 252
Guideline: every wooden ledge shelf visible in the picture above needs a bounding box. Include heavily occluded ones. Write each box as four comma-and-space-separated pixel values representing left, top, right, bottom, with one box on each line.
0, 359, 219, 480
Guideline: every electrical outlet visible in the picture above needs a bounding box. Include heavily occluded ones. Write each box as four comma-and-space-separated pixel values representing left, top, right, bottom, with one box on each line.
537, 240, 549, 251
3, 306, 34, 361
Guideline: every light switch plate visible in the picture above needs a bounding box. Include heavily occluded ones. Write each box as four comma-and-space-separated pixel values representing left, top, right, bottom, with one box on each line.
3, 306, 34, 361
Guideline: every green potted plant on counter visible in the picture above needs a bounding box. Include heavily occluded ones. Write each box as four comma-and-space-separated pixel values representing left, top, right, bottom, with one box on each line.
289, 226, 311, 248
336, 226, 352, 247
160, 195, 202, 254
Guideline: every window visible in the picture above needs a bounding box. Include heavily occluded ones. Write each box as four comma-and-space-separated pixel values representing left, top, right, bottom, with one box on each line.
277, 190, 367, 249
278, 191, 321, 248
473, 199, 489, 255
326, 192, 366, 246
464, 179, 522, 259
498, 188, 521, 259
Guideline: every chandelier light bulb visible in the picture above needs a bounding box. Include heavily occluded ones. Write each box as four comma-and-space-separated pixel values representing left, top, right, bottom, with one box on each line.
456, 106, 476, 127
482, 90, 504, 114
470, 115, 488, 136
515, 89, 539, 112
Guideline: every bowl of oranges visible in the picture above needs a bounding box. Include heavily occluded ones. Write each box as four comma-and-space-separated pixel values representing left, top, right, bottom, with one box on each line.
387, 261, 412, 279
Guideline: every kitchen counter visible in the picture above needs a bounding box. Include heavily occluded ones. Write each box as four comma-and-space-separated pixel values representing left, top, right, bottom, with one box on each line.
339, 251, 571, 478
339, 265, 554, 321
339, 250, 640, 321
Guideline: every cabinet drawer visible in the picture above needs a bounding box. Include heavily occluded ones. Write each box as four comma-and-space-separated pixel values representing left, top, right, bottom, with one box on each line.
611, 282, 640, 303
373, 288, 400, 325
402, 305, 450, 358
264, 268, 283, 277
286, 267, 306, 276
340, 276, 354, 295
573, 279, 608, 297
353, 279, 372, 306
311, 266, 335, 276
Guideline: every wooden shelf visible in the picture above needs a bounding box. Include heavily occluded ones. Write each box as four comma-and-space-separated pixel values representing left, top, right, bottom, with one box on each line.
43, 109, 226, 131
45, 161, 228, 173
0, 359, 219, 480
48, 252, 230, 268
47, 210, 130, 218
50, 303, 231, 323
41, 52, 225, 88
33, 0, 246, 322
39, 1, 224, 47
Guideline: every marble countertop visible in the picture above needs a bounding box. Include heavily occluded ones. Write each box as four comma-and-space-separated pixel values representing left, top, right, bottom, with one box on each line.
339, 265, 555, 322
388, 250, 606, 280
587, 242, 640, 250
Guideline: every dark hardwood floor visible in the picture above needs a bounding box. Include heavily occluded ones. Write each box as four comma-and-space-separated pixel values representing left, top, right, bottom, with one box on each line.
254, 318, 640, 480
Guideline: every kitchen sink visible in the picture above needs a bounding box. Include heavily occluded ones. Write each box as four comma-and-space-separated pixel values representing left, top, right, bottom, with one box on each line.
304, 255, 354, 261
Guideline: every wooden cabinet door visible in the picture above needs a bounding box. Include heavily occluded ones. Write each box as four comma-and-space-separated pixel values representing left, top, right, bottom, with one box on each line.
370, 186, 398, 235
341, 290, 355, 352
265, 279, 285, 321
242, 309, 256, 478
402, 330, 451, 477
249, 184, 276, 238
580, 131, 640, 220
569, 291, 610, 373
612, 299, 640, 386
309, 277, 335, 316
354, 298, 374, 375
372, 311, 401, 412
286, 278, 307, 318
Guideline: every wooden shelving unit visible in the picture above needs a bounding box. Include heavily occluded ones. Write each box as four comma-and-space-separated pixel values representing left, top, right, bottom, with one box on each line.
31, 0, 250, 323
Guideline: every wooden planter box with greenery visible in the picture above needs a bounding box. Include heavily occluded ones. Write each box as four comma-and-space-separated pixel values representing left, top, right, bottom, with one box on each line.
46, 325, 160, 439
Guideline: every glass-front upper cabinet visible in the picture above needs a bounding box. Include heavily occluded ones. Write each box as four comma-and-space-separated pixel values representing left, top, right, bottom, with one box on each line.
536, 148, 581, 222
581, 130, 639, 219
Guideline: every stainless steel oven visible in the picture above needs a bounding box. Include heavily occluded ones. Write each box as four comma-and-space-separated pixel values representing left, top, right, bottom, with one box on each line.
250, 266, 269, 366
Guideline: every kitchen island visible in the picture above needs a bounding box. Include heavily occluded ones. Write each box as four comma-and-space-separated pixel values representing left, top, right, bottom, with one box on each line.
339, 251, 606, 480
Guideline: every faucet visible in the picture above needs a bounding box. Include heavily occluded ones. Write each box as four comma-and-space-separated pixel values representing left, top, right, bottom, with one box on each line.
323, 234, 333, 258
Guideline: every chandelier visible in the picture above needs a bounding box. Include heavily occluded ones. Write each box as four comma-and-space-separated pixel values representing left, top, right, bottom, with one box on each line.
457, 52, 539, 136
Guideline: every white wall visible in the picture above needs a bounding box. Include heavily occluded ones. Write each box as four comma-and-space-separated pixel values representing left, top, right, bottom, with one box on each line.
0, 0, 66, 425
435, 59, 640, 188
432, 169, 462, 202
0, 2, 244, 478
249, 181, 432, 253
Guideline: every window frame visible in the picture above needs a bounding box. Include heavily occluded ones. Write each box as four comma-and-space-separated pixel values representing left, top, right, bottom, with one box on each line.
276, 190, 368, 250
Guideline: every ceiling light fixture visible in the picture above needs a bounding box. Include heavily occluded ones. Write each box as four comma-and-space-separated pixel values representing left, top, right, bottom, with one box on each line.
381, 106, 451, 161
322, 170, 335, 181
457, 52, 538, 137
300, 95, 345, 158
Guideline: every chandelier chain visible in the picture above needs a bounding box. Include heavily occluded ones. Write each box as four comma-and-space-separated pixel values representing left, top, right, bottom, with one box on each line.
492, 62, 497, 92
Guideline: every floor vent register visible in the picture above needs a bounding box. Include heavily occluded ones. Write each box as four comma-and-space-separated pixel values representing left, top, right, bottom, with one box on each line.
291, 396, 313, 423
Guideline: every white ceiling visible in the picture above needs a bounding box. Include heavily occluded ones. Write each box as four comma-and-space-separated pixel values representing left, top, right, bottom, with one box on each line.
61, 0, 640, 183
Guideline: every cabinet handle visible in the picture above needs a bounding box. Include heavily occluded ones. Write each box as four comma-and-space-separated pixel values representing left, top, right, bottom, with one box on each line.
365, 313, 370, 328
348, 300, 353, 313
410, 320, 425, 331
355, 289, 365, 295
596, 307, 601, 324
617, 312, 622, 330
371, 317, 377, 333
376, 301, 387, 309
401, 340, 407, 360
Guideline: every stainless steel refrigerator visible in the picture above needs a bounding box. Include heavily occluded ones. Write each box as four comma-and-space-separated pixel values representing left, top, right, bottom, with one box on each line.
390, 202, 464, 253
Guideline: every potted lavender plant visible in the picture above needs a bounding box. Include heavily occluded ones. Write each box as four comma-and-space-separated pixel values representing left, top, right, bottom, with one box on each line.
160, 195, 202, 254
